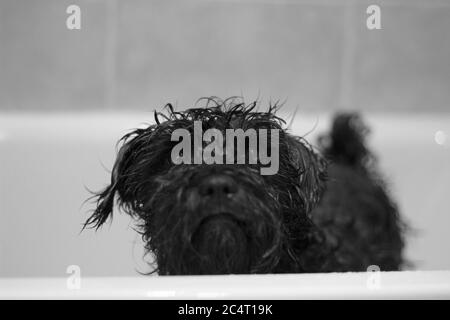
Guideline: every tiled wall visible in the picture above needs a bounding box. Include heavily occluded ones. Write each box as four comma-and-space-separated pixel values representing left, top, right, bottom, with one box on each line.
0, 0, 449, 111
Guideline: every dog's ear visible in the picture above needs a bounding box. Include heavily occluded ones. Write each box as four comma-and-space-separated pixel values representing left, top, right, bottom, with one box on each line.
83, 130, 144, 230
284, 134, 327, 212
84, 124, 173, 230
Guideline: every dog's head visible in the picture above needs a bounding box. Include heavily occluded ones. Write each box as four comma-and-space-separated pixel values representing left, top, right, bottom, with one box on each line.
85, 97, 326, 275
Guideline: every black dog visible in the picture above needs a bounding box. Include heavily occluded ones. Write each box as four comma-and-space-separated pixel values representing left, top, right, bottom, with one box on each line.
84, 97, 404, 275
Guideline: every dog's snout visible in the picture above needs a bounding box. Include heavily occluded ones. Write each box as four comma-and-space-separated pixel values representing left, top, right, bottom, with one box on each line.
199, 174, 238, 198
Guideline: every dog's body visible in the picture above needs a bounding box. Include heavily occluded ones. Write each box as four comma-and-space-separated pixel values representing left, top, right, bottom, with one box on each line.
312, 114, 404, 272
85, 98, 404, 274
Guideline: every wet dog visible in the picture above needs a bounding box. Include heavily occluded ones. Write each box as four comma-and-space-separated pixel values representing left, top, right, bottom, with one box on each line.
84, 97, 404, 275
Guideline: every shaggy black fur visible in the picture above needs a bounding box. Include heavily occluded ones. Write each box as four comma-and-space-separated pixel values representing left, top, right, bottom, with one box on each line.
314, 113, 404, 271
84, 97, 404, 275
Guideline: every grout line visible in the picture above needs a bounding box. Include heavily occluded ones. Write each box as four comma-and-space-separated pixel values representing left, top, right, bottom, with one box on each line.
104, 0, 119, 109
338, 0, 358, 110
193, 0, 450, 8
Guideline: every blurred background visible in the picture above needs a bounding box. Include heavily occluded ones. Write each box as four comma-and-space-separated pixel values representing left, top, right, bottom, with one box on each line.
2, 0, 450, 112
1, 0, 450, 277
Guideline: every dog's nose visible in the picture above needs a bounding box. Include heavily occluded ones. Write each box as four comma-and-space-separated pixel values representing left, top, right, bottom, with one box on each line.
199, 174, 238, 198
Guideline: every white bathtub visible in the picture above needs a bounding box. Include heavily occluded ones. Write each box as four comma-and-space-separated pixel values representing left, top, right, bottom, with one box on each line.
1, 111, 450, 298
1, 271, 450, 299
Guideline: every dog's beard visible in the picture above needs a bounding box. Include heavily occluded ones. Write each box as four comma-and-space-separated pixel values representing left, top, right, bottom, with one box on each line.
191, 213, 249, 272
141, 165, 283, 275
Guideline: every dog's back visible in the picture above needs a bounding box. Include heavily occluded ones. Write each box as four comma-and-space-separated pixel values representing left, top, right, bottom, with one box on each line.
312, 113, 404, 272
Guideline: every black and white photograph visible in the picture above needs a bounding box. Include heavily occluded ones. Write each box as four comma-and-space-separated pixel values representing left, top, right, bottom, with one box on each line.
0, 0, 450, 305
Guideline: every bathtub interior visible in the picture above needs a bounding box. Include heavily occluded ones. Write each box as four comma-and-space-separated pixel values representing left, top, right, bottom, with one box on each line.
1, 111, 450, 281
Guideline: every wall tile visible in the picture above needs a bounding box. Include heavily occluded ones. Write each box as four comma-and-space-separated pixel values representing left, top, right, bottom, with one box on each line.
0, 0, 109, 110
115, 0, 346, 111
1, 0, 450, 112
351, 2, 450, 111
